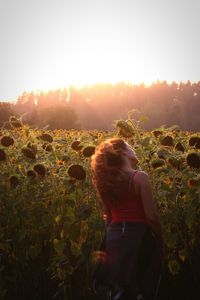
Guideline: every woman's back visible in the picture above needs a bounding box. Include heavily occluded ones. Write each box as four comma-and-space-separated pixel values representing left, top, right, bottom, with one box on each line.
107, 171, 147, 223
91, 138, 164, 299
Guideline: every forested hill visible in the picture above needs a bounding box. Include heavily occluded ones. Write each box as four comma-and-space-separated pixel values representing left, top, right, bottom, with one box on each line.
0, 81, 200, 131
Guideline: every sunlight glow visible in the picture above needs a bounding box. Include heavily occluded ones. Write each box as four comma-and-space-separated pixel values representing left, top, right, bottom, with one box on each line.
19, 22, 166, 95
2, 0, 199, 100
31, 33, 160, 93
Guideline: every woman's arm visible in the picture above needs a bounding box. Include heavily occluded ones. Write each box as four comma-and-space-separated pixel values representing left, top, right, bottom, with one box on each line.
102, 202, 112, 225
135, 171, 163, 247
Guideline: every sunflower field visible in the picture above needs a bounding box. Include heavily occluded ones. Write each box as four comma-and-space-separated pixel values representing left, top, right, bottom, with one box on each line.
0, 117, 200, 300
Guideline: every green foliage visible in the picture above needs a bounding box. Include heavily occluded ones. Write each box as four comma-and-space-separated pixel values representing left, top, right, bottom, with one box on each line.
0, 120, 199, 299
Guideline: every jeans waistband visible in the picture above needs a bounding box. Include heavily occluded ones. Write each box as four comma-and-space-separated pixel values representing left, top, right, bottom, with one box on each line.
108, 222, 147, 234
109, 221, 146, 227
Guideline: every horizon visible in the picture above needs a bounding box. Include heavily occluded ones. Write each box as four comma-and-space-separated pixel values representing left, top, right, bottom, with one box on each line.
1, 0, 200, 102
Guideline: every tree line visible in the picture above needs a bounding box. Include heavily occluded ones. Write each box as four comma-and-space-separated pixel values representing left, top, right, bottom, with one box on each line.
0, 80, 200, 131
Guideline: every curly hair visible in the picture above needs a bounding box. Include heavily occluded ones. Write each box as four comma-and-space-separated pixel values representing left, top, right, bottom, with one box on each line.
91, 138, 131, 206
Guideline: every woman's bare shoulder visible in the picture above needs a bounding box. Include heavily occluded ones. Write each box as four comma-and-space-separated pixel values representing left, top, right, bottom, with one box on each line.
134, 170, 150, 185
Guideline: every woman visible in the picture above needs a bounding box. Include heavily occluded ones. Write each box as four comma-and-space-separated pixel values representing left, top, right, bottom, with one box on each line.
91, 138, 164, 300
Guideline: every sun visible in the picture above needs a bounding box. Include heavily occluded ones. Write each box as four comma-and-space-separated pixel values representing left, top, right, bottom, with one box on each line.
27, 30, 159, 93
7, 19, 166, 100
36, 47, 154, 91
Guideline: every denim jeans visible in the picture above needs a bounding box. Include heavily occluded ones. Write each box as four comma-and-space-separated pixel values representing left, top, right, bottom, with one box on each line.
105, 222, 161, 300
106, 222, 149, 241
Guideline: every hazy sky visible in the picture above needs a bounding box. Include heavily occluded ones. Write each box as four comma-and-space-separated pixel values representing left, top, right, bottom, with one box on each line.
0, 0, 200, 101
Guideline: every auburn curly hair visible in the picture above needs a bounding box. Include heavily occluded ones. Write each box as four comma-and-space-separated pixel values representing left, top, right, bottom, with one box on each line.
91, 138, 131, 206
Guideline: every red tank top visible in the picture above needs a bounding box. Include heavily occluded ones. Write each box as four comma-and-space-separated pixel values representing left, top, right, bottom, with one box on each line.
107, 171, 147, 223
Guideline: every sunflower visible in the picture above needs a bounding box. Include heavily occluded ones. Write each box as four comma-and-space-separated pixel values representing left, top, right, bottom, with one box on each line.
56, 160, 64, 165
115, 120, 134, 138
0, 148, 6, 161
39, 133, 53, 143
26, 170, 37, 178
187, 178, 199, 188
160, 135, 174, 147
9, 175, 19, 188
33, 164, 46, 176
21, 147, 36, 160
9, 116, 18, 122
10, 119, 22, 128
68, 164, 86, 180
82, 146, 96, 157
1, 136, 14, 147
71, 140, 83, 151
62, 155, 70, 163
27, 142, 37, 154
151, 158, 165, 169
167, 157, 181, 169
152, 130, 163, 138
157, 148, 170, 159
189, 136, 200, 149
43, 143, 53, 152
174, 142, 185, 153
186, 152, 200, 169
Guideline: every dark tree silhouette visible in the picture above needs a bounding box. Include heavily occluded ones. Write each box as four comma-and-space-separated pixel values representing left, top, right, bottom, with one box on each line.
27, 106, 80, 130
0, 102, 16, 127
